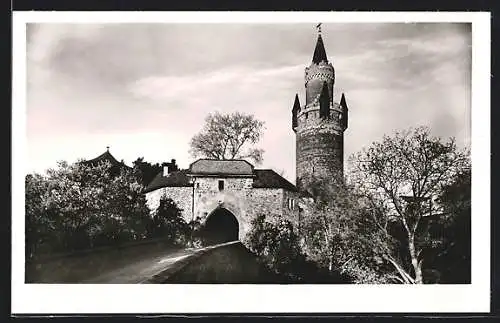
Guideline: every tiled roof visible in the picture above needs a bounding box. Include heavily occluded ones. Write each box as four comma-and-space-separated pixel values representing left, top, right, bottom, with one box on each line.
143, 162, 298, 193
189, 159, 254, 176
253, 169, 298, 192
144, 169, 192, 193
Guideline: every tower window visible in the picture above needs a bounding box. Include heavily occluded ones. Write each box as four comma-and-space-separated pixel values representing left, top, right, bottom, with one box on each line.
305, 112, 308, 119
218, 180, 224, 191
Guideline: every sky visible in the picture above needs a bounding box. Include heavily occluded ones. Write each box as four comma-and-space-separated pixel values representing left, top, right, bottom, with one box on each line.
25, 22, 471, 183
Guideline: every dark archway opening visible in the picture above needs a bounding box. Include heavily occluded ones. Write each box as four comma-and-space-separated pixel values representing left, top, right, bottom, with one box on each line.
202, 208, 239, 245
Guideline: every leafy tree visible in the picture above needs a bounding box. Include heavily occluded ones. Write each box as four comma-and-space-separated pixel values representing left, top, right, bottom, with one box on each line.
189, 112, 265, 164
42, 160, 111, 251
25, 173, 57, 258
25, 159, 153, 256
151, 196, 190, 244
187, 216, 204, 248
99, 165, 152, 245
425, 169, 471, 283
349, 126, 470, 283
132, 157, 162, 187
301, 176, 394, 283
246, 214, 346, 283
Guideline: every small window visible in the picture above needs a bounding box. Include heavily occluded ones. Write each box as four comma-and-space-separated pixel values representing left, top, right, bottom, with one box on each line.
305, 112, 309, 119
218, 180, 224, 191
196, 183, 200, 189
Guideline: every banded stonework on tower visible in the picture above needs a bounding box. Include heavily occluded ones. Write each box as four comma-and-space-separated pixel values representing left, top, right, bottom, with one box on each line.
292, 27, 349, 192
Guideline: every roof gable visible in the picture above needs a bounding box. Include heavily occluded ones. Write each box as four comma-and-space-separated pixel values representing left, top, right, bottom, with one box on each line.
253, 169, 298, 192
144, 169, 192, 193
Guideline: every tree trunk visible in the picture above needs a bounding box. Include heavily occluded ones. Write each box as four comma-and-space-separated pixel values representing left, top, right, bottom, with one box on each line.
408, 235, 423, 284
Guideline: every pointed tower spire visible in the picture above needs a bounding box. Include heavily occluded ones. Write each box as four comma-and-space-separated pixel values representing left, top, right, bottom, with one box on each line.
340, 92, 347, 108
319, 82, 330, 119
293, 93, 301, 111
292, 93, 301, 130
340, 93, 348, 129
312, 24, 328, 64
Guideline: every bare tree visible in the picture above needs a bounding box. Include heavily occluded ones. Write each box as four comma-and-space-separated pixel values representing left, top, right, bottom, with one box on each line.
189, 112, 265, 164
349, 126, 470, 283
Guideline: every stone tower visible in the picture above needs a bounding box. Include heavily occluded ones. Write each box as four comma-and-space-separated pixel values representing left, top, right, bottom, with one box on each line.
292, 25, 349, 191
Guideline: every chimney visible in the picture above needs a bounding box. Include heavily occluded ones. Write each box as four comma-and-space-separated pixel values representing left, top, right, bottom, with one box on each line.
171, 159, 178, 172
162, 159, 178, 176
162, 163, 170, 177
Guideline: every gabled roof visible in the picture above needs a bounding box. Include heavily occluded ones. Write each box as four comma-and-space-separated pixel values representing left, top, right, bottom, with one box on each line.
144, 169, 192, 193
144, 167, 299, 193
253, 169, 298, 192
312, 34, 328, 64
189, 159, 254, 176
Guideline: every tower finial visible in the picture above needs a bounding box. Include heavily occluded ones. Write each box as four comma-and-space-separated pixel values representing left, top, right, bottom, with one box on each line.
106, 146, 110, 152
316, 23, 322, 34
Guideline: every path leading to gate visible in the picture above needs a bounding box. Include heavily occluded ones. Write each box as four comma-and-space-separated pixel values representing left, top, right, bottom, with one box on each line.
27, 240, 276, 283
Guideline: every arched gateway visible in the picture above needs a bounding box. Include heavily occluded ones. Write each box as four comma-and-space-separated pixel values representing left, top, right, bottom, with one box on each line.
202, 207, 239, 245
144, 158, 301, 245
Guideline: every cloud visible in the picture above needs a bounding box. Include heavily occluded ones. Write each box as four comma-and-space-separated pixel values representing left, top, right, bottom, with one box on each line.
25, 22, 471, 183
128, 64, 303, 101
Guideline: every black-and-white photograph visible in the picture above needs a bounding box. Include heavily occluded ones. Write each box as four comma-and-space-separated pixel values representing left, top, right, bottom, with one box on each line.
12, 11, 490, 314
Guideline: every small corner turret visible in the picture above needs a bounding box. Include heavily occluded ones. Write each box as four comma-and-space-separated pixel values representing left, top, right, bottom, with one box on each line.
319, 82, 330, 119
340, 93, 349, 130
292, 93, 301, 132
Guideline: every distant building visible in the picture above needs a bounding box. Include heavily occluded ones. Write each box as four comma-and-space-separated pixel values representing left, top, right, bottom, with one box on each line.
81, 147, 131, 177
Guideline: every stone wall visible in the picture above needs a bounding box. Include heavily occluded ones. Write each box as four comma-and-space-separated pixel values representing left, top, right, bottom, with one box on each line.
146, 176, 298, 241
192, 177, 254, 239
282, 189, 302, 227
145, 187, 194, 222
295, 121, 344, 190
